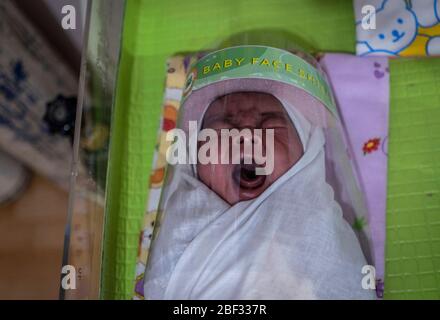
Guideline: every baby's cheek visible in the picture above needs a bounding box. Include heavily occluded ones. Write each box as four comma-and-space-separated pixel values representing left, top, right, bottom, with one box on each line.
270, 141, 301, 179
198, 139, 225, 164
197, 163, 238, 204
271, 148, 291, 177
197, 163, 229, 190
197, 163, 212, 188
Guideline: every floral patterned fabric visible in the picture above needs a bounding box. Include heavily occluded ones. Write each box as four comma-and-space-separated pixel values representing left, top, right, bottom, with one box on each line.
321, 53, 389, 298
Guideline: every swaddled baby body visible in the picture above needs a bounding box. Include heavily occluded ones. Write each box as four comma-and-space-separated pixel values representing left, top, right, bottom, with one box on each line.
144, 90, 375, 300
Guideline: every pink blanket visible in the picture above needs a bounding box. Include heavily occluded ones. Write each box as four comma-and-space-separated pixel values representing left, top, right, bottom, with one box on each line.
320, 53, 389, 297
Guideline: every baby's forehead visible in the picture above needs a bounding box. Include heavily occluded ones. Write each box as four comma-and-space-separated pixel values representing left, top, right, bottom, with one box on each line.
204, 92, 286, 118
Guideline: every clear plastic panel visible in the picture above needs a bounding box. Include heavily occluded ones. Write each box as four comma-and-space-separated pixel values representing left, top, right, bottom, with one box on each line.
61, 0, 125, 300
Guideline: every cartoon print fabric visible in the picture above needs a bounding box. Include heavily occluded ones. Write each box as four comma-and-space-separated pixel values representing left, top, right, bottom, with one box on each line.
320, 53, 389, 298
355, 0, 440, 56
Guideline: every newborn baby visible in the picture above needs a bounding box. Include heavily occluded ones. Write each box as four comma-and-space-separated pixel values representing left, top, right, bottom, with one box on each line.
197, 92, 303, 205
144, 90, 375, 300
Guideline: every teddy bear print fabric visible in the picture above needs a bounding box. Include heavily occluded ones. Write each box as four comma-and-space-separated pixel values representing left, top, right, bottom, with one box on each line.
355, 0, 440, 56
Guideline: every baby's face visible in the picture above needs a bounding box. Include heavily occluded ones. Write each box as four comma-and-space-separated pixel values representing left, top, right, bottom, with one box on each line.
197, 92, 303, 205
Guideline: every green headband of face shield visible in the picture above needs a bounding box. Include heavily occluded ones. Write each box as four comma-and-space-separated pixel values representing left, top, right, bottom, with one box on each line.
182, 45, 337, 117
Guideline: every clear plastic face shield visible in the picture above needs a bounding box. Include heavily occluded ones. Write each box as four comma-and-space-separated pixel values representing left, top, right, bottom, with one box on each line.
143, 34, 375, 300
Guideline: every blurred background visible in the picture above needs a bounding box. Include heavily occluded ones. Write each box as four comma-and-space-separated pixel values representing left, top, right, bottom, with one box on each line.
0, 0, 87, 299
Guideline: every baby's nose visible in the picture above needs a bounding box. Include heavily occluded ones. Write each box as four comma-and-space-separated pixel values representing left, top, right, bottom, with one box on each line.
236, 112, 259, 129
392, 29, 400, 36
230, 130, 263, 165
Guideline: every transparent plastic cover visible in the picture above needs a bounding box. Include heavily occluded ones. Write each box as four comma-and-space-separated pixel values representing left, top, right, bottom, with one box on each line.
143, 33, 374, 300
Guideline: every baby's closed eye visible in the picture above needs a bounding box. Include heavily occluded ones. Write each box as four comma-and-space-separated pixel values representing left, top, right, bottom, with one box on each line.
205, 119, 234, 130
261, 117, 289, 129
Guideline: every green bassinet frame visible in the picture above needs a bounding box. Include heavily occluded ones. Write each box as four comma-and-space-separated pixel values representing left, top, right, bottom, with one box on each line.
100, 0, 440, 299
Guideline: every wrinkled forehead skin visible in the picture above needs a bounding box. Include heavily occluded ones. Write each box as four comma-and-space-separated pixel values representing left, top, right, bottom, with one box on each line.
202, 92, 290, 128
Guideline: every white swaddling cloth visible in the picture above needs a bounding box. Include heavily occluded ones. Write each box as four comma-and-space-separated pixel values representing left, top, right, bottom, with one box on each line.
143, 99, 375, 300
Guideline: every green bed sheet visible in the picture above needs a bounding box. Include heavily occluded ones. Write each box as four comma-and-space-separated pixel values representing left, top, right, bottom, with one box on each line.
102, 0, 440, 299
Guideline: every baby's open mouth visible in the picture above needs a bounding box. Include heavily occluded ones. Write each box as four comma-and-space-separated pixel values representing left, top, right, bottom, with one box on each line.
233, 162, 266, 190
